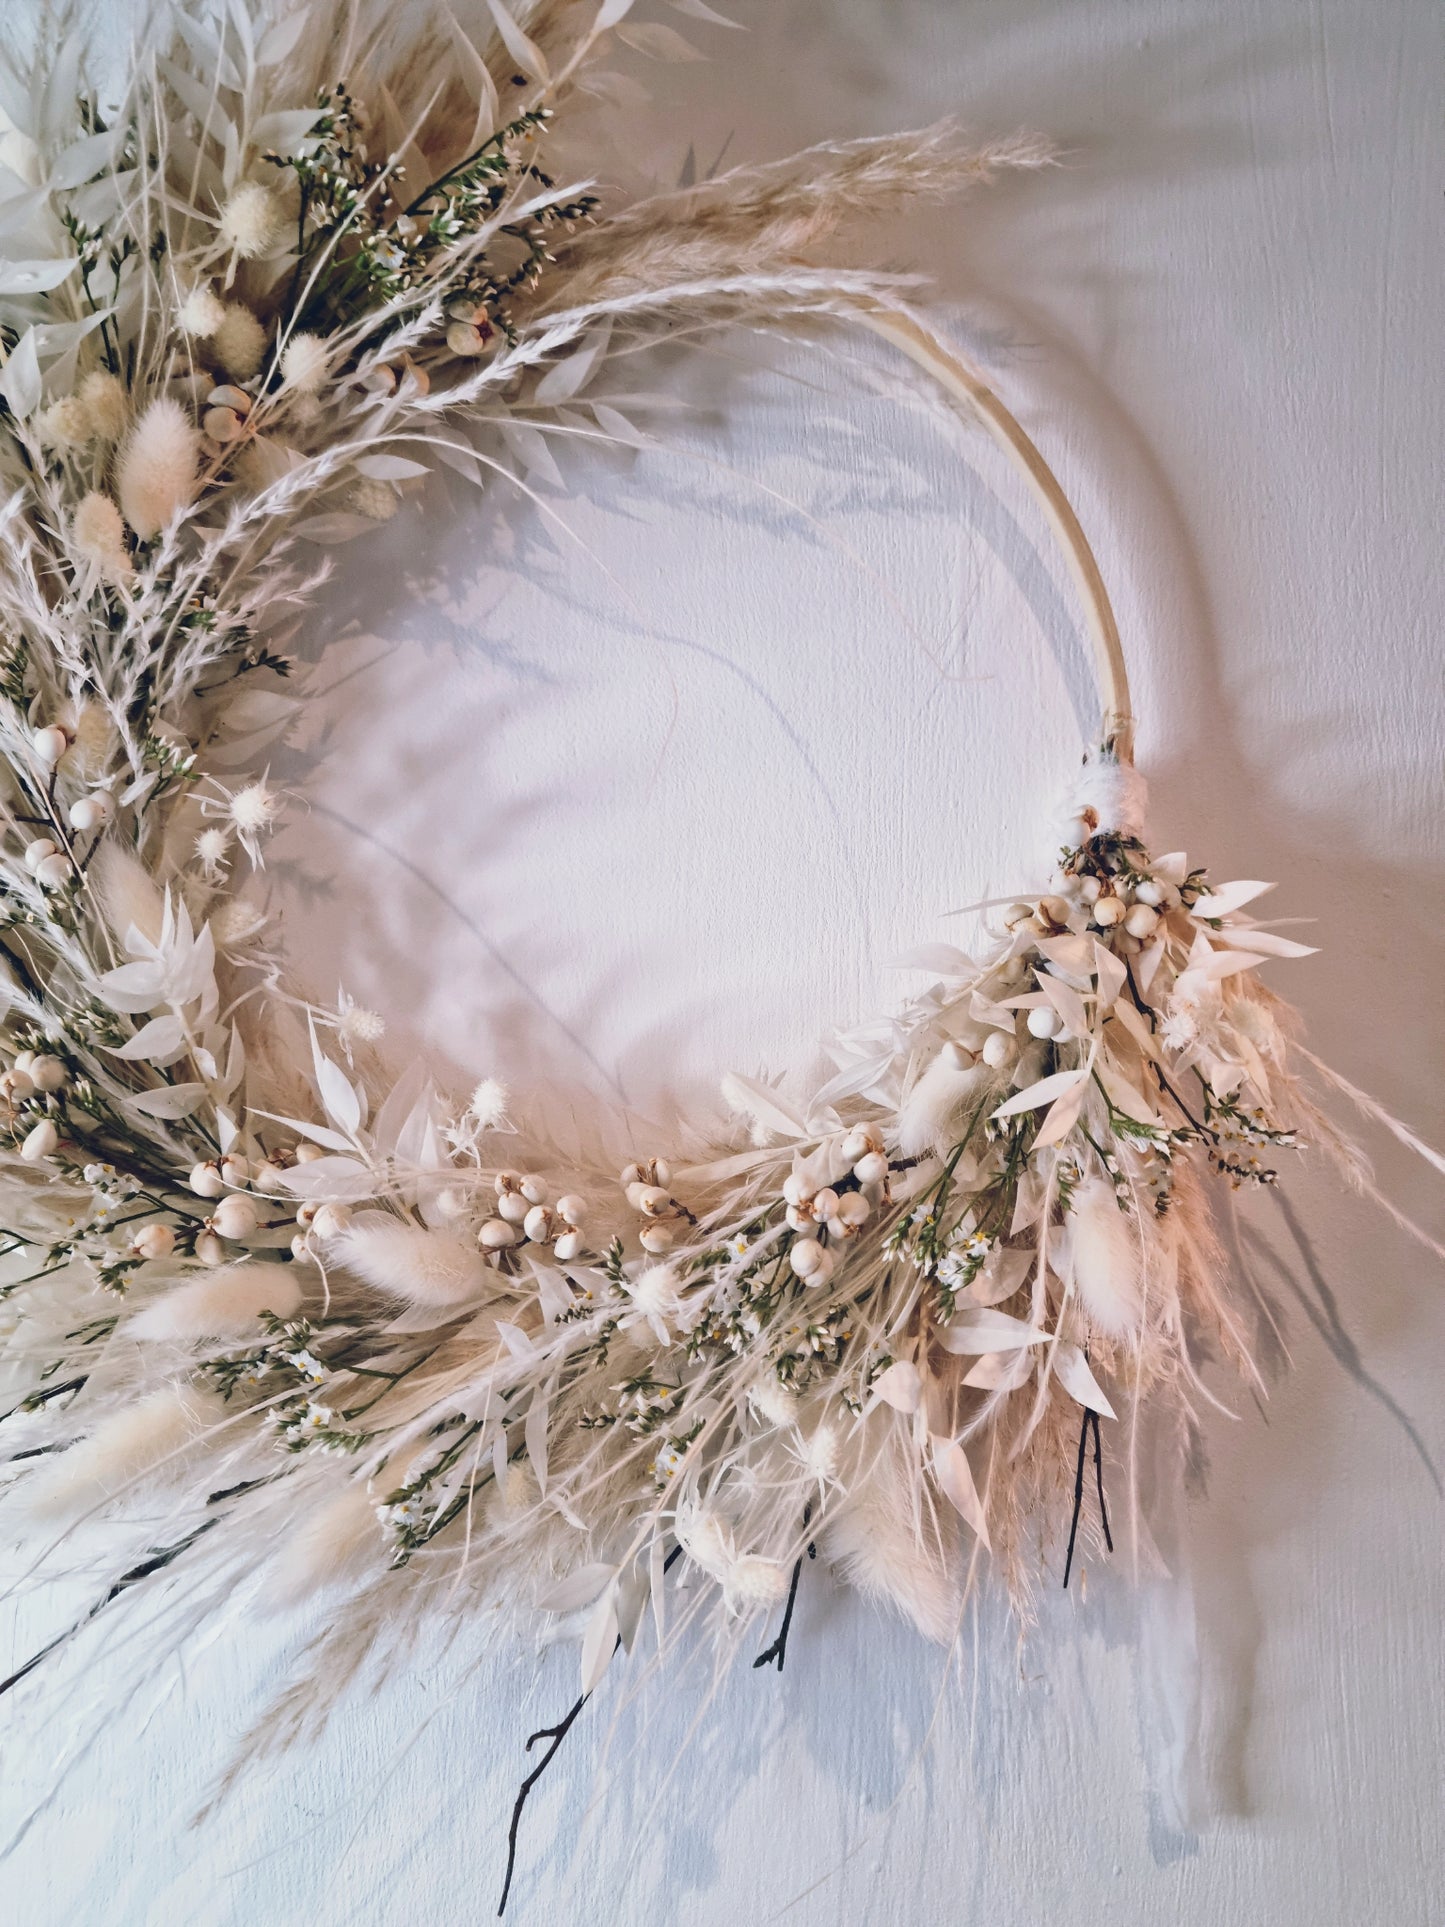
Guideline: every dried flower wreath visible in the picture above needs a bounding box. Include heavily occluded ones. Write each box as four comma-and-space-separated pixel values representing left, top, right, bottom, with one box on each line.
0, 0, 1440, 1906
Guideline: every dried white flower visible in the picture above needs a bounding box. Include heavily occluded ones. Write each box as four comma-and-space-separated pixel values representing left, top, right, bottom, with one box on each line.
349, 475, 399, 521
204, 777, 284, 865
724, 1554, 790, 1611
79, 369, 128, 441
337, 995, 385, 1047
178, 283, 227, 338
626, 1262, 682, 1339
117, 397, 200, 539
71, 491, 133, 584
36, 394, 93, 450
228, 780, 279, 836
748, 1375, 799, 1428
213, 303, 267, 379
1159, 1006, 1198, 1052
279, 332, 329, 394
218, 180, 288, 259
194, 826, 231, 880
797, 1420, 841, 1485
210, 897, 269, 949
675, 1502, 736, 1578
468, 1077, 509, 1128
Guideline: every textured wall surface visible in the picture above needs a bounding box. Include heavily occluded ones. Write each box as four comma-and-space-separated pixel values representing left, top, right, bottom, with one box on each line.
3, 3, 1443, 1924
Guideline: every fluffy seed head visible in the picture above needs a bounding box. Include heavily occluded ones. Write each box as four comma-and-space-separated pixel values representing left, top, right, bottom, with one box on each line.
212, 303, 267, 379
218, 180, 288, 259
748, 1375, 799, 1428
349, 475, 398, 521
228, 780, 280, 836
37, 394, 93, 449
210, 898, 268, 949
23, 1381, 222, 1518
468, 1078, 509, 1128
128, 1261, 304, 1341
117, 397, 200, 539
178, 283, 226, 338
1067, 1177, 1143, 1338
71, 491, 133, 583
79, 370, 128, 441
279, 332, 329, 394
337, 1220, 489, 1309
628, 1262, 681, 1323
268, 1483, 380, 1607
338, 1002, 385, 1045
725, 1555, 789, 1610
194, 826, 231, 878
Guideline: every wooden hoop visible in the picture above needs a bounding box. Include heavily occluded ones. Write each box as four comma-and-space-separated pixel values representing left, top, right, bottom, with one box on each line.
853, 306, 1135, 764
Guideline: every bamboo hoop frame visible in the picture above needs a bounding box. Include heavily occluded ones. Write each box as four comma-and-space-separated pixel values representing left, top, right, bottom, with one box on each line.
853, 305, 1136, 764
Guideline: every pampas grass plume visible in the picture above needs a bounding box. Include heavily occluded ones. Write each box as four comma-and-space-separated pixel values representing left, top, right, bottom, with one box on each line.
128, 1261, 303, 1341
117, 397, 199, 539
1068, 1176, 1143, 1337
266, 1482, 380, 1607
337, 1219, 488, 1308
25, 1381, 222, 1518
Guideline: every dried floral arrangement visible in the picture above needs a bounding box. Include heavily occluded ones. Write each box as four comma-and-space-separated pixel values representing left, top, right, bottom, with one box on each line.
1, 0, 1440, 1907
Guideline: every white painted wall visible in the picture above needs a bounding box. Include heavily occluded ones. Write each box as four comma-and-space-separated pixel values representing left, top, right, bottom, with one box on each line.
4, 3, 1443, 1922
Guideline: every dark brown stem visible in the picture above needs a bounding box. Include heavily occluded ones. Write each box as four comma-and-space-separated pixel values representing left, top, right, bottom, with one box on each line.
753, 1502, 814, 1673
498, 1544, 682, 1914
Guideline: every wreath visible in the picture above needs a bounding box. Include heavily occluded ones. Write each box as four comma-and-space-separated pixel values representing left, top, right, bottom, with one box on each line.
0, 0, 1438, 1908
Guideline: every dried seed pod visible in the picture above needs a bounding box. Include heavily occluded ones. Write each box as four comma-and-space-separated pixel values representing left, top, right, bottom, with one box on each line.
202, 405, 244, 443
68, 793, 114, 834
212, 1194, 259, 1241
133, 1223, 176, 1260
206, 384, 252, 415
